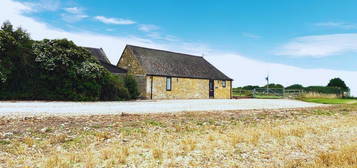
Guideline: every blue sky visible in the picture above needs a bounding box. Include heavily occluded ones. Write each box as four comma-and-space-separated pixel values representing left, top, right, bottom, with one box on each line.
1, 0, 357, 95
21, 0, 357, 71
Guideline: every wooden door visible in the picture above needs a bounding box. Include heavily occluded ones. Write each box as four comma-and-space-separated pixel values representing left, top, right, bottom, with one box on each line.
209, 80, 214, 98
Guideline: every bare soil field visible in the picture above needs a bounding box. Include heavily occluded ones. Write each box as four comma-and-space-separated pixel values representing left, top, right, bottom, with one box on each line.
0, 105, 356, 167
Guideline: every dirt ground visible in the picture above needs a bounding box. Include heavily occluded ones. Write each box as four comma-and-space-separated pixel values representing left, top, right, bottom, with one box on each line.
0, 105, 356, 167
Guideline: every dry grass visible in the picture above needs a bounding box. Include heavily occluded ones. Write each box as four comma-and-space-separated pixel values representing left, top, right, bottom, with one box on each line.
0, 105, 356, 167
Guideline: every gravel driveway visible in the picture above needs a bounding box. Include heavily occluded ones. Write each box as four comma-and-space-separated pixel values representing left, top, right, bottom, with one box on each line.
0, 99, 323, 117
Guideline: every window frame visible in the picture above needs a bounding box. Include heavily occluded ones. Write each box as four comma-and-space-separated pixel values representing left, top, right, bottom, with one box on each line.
166, 77, 172, 91
222, 80, 226, 88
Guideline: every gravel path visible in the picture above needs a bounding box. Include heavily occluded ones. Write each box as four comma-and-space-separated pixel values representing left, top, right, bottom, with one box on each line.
0, 99, 323, 117
0, 99, 322, 117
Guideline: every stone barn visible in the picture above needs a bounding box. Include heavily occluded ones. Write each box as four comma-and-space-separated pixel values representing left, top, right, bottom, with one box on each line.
117, 45, 233, 99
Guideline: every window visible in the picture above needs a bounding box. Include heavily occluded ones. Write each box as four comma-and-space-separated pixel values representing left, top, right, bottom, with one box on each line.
222, 80, 226, 88
166, 77, 172, 91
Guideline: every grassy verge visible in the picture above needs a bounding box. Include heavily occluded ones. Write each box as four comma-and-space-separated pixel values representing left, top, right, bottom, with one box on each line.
301, 98, 357, 104
0, 105, 356, 167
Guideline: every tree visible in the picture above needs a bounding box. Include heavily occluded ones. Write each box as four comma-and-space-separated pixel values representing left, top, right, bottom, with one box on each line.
263, 83, 284, 89
327, 78, 349, 91
285, 84, 304, 90
242, 85, 260, 90
0, 21, 34, 94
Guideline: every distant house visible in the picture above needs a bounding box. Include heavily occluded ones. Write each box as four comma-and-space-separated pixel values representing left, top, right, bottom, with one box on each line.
117, 45, 233, 99
84, 47, 127, 74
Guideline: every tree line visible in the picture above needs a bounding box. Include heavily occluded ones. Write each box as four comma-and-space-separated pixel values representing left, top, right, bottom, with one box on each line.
0, 21, 138, 101
236, 78, 350, 94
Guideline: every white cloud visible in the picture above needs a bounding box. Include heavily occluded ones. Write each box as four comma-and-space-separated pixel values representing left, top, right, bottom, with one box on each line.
94, 16, 135, 25
276, 33, 357, 57
64, 7, 82, 14
147, 32, 178, 41
61, 13, 88, 23
315, 21, 357, 29
204, 52, 357, 96
24, 0, 60, 12
242, 32, 261, 39
139, 24, 178, 41
138, 24, 160, 32
61, 7, 88, 23
1, 0, 356, 96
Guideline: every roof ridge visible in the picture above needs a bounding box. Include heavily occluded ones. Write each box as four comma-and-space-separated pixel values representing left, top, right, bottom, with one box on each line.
126, 44, 204, 58
83, 46, 98, 49
200, 57, 232, 80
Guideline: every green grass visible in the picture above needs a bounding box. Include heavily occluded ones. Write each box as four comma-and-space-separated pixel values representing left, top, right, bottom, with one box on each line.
255, 95, 282, 99
301, 98, 357, 104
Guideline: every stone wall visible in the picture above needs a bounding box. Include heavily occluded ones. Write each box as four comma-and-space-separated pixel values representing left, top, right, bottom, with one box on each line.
145, 76, 232, 99
214, 80, 232, 99
146, 76, 209, 99
117, 47, 146, 75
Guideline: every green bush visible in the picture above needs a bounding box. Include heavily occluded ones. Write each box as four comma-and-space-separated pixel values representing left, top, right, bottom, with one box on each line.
304, 86, 341, 94
100, 74, 130, 101
286, 84, 304, 90
0, 21, 136, 101
124, 75, 139, 99
263, 83, 284, 89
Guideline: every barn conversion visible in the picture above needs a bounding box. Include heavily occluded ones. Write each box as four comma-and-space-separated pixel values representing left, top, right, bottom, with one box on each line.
117, 45, 233, 99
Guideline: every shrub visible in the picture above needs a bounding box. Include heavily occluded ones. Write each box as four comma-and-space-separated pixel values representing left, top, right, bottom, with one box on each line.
263, 83, 284, 89
241, 85, 260, 90
100, 74, 130, 101
305, 86, 341, 94
124, 75, 139, 99
286, 84, 304, 90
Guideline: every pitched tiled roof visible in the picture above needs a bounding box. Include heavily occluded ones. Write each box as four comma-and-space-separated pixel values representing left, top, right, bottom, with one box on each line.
125, 45, 232, 80
84, 47, 127, 74
99, 61, 127, 74
84, 47, 111, 63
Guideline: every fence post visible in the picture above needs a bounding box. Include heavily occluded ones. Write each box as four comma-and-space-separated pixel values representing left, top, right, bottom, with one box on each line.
283, 88, 285, 98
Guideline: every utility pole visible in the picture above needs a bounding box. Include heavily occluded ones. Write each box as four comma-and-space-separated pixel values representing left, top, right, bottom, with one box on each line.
265, 74, 269, 94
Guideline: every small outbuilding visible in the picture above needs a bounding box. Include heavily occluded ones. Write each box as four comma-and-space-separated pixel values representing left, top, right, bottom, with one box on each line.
84, 47, 127, 74
117, 45, 233, 99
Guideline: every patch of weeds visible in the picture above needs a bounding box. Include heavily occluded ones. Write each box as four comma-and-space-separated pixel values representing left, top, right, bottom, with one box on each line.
152, 148, 163, 160
207, 119, 216, 125
145, 120, 165, 127
30, 131, 48, 139
311, 109, 335, 116
22, 137, 35, 147
49, 134, 68, 144
196, 121, 205, 126
63, 136, 86, 149
119, 127, 144, 136
94, 131, 112, 141
90, 125, 101, 129
0, 140, 10, 145
183, 125, 198, 133
44, 127, 53, 133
